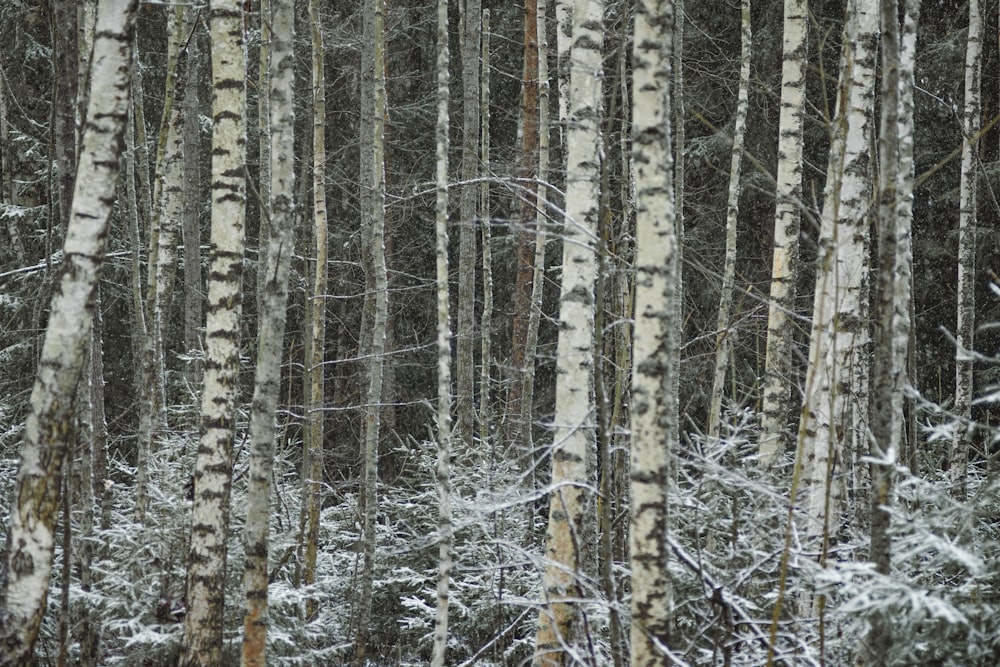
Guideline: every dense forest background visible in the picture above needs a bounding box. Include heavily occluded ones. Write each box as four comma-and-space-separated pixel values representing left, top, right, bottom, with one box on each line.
2, 0, 1000, 665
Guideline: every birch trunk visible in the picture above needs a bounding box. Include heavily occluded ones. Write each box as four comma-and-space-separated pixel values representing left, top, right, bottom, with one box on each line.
861, 0, 906, 660
430, 1, 453, 662
798, 0, 878, 563
898, 0, 921, 478
532, 0, 602, 660
456, 0, 481, 453
479, 9, 493, 440
241, 0, 294, 662
180, 0, 247, 662
708, 0, 751, 440
759, 0, 808, 465
951, 0, 981, 501
182, 16, 205, 386
302, 0, 327, 622
629, 0, 676, 663
356, 0, 388, 660
0, 1, 137, 660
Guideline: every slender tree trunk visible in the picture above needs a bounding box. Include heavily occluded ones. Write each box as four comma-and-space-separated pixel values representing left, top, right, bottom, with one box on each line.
256, 0, 272, 319
182, 16, 205, 387
629, 0, 676, 663
708, 0, 751, 440
951, 0, 981, 501
180, 0, 247, 662
898, 0, 921, 478
532, 0, 602, 661
430, 1, 453, 663
479, 9, 493, 444
356, 0, 388, 661
79, 291, 107, 667
798, 0, 878, 570
51, 0, 78, 235
302, 0, 327, 623
0, 2, 137, 661
759, 0, 808, 465
860, 0, 906, 660
507, 0, 540, 458
456, 0, 481, 453
241, 0, 294, 663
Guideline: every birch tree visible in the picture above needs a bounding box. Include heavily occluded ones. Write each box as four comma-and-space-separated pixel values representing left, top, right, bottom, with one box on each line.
456, 0, 481, 452
629, 0, 676, 663
797, 0, 878, 567
241, 0, 295, 662
759, 0, 808, 465
180, 0, 247, 662
356, 0, 389, 660
861, 0, 907, 659
951, 0, 981, 501
707, 0, 751, 440
532, 0, 602, 660
0, 0, 137, 660
301, 0, 327, 623
430, 1, 453, 663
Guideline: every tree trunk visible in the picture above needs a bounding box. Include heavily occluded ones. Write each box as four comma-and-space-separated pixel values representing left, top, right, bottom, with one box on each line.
860, 0, 906, 660
302, 0, 327, 623
479, 9, 494, 445
241, 0, 295, 663
507, 0, 539, 459
629, 0, 676, 663
356, 0, 388, 661
708, 0, 751, 440
180, 0, 247, 662
759, 0, 808, 465
531, 0, 602, 660
0, 1, 137, 661
182, 14, 205, 387
898, 0, 921, 478
798, 0, 878, 578
456, 0, 481, 453
951, 0, 980, 501
430, 1, 453, 663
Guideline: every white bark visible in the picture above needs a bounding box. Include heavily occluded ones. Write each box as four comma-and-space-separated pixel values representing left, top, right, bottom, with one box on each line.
241, 0, 294, 662
799, 0, 878, 553
302, 0, 327, 622
629, 0, 676, 663
759, 0, 808, 465
0, 0, 137, 660
430, 0, 453, 663
532, 0, 602, 661
952, 0, 981, 500
708, 0, 750, 440
181, 0, 247, 662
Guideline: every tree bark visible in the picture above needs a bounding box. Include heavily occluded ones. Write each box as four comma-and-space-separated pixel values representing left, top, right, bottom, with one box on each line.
951, 0, 981, 501
860, 0, 906, 661
430, 0, 453, 662
0, 1, 137, 661
708, 0, 751, 440
759, 0, 808, 465
532, 0, 602, 660
182, 14, 205, 387
507, 0, 540, 459
456, 0, 481, 453
180, 0, 247, 662
241, 0, 295, 663
355, 0, 388, 661
302, 0, 327, 623
629, 0, 676, 663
